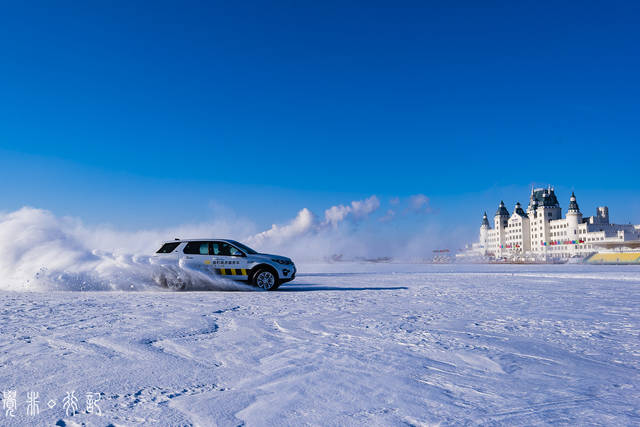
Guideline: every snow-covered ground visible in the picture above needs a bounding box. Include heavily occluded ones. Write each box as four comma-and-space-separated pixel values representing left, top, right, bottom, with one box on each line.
1, 263, 639, 426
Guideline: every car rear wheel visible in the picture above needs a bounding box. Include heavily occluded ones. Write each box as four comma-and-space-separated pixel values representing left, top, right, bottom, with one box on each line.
157, 273, 186, 291
253, 269, 280, 291
167, 278, 186, 291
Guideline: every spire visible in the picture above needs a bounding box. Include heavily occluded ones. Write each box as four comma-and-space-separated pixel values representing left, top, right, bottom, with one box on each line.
481, 212, 490, 227
568, 191, 580, 212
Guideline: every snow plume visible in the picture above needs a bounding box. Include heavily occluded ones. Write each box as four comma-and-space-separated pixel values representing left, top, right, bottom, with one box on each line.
0, 207, 253, 292
0, 194, 450, 290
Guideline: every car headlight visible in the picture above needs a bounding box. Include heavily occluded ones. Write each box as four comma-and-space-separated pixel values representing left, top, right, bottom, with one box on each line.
272, 258, 291, 265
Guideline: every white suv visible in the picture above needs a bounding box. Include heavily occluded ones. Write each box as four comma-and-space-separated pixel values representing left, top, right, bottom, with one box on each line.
152, 239, 296, 290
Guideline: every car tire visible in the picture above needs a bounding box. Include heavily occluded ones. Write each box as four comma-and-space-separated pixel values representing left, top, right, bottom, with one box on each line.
166, 276, 186, 291
253, 268, 280, 291
168, 280, 186, 291
155, 272, 186, 291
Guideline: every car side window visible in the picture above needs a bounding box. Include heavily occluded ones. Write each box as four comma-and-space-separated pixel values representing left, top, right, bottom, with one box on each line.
211, 242, 221, 255
199, 243, 210, 255
184, 241, 211, 255
213, 242, 244, 257
228, 245, 243, 257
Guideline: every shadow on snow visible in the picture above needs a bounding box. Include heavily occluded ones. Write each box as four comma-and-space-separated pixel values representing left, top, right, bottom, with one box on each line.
278, 284, 408, 292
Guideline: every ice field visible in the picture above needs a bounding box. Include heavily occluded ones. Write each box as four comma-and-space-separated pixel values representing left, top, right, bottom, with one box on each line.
0, 263, 639, 426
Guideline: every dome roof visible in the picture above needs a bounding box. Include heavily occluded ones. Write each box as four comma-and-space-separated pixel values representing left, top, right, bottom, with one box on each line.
543, 189, 560, 207
495, 201, 510, 217
514, 202, 528, 217
568, 191, 580, 212
481, 212, 490, 227
528, 186, 560, 209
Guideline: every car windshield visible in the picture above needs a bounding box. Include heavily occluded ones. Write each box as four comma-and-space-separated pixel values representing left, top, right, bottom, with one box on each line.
227, 240, 259, 255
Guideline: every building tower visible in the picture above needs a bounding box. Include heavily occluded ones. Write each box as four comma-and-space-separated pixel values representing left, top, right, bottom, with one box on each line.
508, 202, 531, 253
540, 186, 562, 220
494, 201, 509, 256
539, 187, 561, 257
479, 212, 490, 255
566, 192, 583, 255
527, 193, 539, 219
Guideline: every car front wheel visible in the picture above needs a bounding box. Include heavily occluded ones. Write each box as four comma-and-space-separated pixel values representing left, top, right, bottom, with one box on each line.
253, 269, 280, 291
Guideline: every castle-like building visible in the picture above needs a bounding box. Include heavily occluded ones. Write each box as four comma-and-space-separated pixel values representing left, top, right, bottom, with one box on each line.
478, 187, 640, 259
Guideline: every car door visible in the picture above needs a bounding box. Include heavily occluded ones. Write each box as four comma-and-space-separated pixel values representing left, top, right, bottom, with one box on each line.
182, 241, 214, 273
211, 241, 249, 280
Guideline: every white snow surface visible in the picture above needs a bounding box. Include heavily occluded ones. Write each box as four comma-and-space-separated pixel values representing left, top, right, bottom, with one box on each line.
0, 263, 639, 426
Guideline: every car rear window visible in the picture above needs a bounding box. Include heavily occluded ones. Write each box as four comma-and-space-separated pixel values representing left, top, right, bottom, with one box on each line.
156, 242, 180, 253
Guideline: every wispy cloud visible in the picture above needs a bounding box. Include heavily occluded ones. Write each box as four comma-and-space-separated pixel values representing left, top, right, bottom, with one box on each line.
248, 208, 315, 246
379, 209, 396, 222
407, 194, 432, 214
323, 195, 380, 227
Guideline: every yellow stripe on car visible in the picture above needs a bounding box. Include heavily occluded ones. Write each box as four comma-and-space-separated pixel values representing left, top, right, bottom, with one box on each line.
215, 268, 247, 276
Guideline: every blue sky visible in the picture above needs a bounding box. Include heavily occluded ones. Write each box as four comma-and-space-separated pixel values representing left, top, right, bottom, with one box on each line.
1, 2, 639, 237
